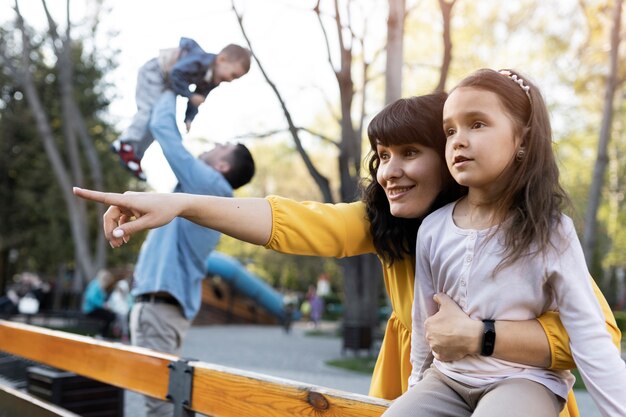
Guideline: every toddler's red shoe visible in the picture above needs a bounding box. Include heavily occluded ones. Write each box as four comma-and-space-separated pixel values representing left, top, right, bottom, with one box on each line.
110, 140, 146, 181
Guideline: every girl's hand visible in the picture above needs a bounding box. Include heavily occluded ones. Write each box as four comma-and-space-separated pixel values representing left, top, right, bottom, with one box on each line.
424, 293, 482, 361
72, 187, 183, 248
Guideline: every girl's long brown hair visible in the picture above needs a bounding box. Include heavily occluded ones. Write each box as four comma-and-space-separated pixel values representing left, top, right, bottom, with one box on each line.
453, 69, 570, 267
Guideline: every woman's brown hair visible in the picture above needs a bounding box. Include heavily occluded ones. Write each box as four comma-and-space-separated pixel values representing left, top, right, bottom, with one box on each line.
361, 93, 465, 264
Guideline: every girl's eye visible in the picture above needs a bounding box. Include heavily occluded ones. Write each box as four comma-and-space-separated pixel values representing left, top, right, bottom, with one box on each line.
378, 151, 389, 160
405, 149, 418, 157
445, 128, 456, 137
472, 121, 485, 129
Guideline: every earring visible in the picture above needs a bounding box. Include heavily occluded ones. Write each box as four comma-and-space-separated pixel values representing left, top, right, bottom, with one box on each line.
516, 148, 526, 162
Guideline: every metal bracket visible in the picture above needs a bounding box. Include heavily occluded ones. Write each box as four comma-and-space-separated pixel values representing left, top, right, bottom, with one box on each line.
166, 358, 195, 417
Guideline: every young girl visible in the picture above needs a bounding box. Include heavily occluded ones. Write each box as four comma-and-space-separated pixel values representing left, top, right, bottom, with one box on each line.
383, 69, 626, 417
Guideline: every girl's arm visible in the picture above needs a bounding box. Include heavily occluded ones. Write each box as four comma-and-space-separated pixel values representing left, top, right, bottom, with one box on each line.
536, 277, 621, 370
425, 278, 620, 369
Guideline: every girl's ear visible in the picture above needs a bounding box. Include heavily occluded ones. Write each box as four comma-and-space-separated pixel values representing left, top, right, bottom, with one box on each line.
516, 126, 530, 148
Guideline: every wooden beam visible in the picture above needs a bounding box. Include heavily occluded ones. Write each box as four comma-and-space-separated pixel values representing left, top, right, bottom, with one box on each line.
0, 320, 175, 399
0, 384, 81, 417
190, 362, 389, 417
0, 320, 391, 417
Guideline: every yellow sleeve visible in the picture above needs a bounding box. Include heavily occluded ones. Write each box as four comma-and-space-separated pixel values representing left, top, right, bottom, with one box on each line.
537, 277, 621, 370
264, 196, 375, 257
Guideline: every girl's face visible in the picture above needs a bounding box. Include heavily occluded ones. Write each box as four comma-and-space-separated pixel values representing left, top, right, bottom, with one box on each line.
443, 87, 520, 197
376, 142, 443, 218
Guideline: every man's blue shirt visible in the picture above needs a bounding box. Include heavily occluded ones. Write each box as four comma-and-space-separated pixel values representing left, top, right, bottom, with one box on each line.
132, 90, 232, 320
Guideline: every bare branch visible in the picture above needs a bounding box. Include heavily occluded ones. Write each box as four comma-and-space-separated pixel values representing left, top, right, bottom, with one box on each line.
231, 0, 333, 203
314, 0, 337, 74
311, 84, 341, 123
40, 0, 63, 56
233, 127, 339, 148
298, 127, 340, 147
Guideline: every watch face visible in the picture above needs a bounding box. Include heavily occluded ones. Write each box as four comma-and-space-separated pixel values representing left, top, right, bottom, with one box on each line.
481, 320, 496, 356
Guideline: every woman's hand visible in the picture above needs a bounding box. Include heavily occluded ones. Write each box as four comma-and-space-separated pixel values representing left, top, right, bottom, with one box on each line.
424, 293, 482, 362
73, 187, 184, 248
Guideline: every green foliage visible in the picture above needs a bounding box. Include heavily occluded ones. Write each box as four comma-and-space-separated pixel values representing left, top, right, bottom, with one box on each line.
0, 27, 142, 283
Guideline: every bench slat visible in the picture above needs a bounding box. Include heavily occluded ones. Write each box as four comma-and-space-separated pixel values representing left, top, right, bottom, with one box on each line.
191, 362, 388, 417
0, 320, 390, 417
0, 320, 175, 399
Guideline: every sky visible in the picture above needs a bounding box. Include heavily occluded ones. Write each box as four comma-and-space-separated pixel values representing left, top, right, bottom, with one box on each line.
4, 0, 382, 190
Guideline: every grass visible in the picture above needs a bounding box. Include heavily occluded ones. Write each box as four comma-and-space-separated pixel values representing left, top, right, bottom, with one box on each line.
326, 355, 376, 374
304, 328, 339, 337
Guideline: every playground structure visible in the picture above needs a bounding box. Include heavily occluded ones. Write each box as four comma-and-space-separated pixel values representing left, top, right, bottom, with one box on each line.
0, 320, 389, 417
196, 252, 299, 326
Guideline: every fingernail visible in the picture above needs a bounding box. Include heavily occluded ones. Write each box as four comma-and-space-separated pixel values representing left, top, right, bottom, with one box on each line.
113, 229, 124, 238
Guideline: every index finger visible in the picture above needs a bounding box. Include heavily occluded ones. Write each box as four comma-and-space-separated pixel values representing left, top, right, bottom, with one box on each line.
73, 187, 126, 206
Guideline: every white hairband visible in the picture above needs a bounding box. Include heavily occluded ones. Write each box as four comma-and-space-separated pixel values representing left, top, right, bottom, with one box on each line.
498, 70, 531, 102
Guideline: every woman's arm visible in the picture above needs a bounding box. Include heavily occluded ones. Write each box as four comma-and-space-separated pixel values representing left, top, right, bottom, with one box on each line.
72, 190, 373, 258
72, 188, 272, 247
425, 277, 621, 369
265, 196, 373, 257
425, 293, 551, 367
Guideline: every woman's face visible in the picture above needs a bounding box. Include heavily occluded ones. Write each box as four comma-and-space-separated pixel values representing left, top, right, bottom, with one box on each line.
375, 142, 444, 219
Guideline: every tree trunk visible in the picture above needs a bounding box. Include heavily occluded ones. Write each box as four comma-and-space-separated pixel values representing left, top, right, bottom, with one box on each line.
582, 0, 623, 266
385, 0, 405, 104
232, 0, 382, 352
340, 255, 382, 352
12, 1, 101, 282
435, 0, 456, 93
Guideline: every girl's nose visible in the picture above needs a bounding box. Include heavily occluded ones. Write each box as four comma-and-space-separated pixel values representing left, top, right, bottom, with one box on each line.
450, 132, 467, 150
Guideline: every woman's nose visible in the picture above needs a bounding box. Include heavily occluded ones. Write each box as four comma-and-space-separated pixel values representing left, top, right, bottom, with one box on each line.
381, 157, 403, 179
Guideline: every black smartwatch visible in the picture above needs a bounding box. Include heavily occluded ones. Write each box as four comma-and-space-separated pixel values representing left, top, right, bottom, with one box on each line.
481, 319, 496, 356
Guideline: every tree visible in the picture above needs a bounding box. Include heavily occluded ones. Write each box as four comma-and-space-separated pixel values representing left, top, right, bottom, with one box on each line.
582, 0, 624, 266
231, 0, 385, 348
0, 1, 141, 302
385, 0, 405, 104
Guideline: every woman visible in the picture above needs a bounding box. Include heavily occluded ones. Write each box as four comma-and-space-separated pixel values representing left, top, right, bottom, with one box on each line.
74, 93, 619, 417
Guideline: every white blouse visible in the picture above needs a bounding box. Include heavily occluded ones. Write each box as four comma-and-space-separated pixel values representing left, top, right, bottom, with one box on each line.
410, 201, 626, 416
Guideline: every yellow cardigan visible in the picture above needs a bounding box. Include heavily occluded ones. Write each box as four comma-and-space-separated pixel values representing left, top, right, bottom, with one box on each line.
265, 196, 621, 417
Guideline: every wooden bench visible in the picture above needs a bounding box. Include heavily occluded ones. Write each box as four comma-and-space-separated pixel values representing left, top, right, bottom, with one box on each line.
0, 320, 390, 417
